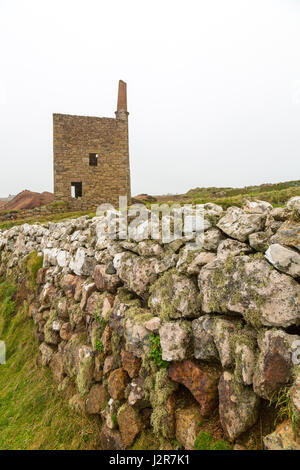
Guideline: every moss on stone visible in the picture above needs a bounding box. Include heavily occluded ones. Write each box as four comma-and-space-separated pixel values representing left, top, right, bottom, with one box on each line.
91, 324, 103, 351
144, 369, 178, 439
76, 354, 94, 396
22, 251, 43, 291
124, 306, 153, 325
69, 303, 83, 329
207, 255, 270, 328
111, 330, 122, 355
43, 309, 59, 344
129, 430, 161, 450
148, 268, 200, 321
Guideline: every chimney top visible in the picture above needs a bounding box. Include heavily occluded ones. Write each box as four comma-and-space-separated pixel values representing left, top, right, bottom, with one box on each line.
117, 80, 127, 112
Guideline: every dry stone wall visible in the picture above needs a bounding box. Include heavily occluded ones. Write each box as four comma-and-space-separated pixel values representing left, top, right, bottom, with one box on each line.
1, 196, 300, 450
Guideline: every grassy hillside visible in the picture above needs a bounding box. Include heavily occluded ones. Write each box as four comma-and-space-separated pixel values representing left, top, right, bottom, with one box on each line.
153, 179, 300, 208
0, 278, 101, 450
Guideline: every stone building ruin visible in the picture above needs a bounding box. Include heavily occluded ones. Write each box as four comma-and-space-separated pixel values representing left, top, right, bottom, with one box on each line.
53, 80, 131, 210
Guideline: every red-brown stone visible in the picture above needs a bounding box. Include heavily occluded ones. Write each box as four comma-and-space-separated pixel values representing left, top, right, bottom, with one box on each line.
121, 349, 141, 378
168, 360, 220, 417
108, 368, 129, 400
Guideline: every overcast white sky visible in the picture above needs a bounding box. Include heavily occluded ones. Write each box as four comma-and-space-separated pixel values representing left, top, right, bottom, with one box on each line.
0, 0, 300, 197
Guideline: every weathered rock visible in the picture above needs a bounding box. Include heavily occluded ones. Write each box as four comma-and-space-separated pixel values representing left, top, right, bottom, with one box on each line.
233, 330, 257, 385
86, 384, 109, 414
39, 342, 55, 366
287, 196, 300, 215
43, 247, 59, 267
103, 355, 115, 376
100, 425, 125, 450
39, 283, 57, 306
57, 249, 71, 268
265, 244, 300, 278
213, 318, 242, 368
217, 207, 266, 242
76, 345, 94, 395
114, 252, 158, 299
80, 282, 96, 311
192, 315, 219, 362
187, 252, 217, 275
101, 295, 115, 319
264, 421, 300, 450
109, 302, 130, 336
94, 264, 121, 293
56, 297, 69, 320
143, 316, 161, 333
176, 245, 203, 274
249, 231, 270, 252
60, 274, 77, 298
253, 329, 299, 399
270, 207, 290, 221
69, 248, 96, 277
94, 353, 104, 382
200, 228, 225, 252
150, 381, 177, 440
168, 360, 220, 416
160, 322, 191, 362
108, 368, 129, 400
60, 322, 72, 341
149, 270, 201, 320
86, 292, 103, 317
291, 374, 300, 414
73, 277, 85, 301
124, 311, 152, 358
218, 371, 260, 440
175, 406, 202, 450
117, 403, 142, 447
50, 352, 65, 383
128, 377, 146, 406
243, 199, 273, 214
217, 239, 252, 259
44, 311, 60, 345
100, 324, 112, 354
200, 255, 300, 328
121, 349, 141, 378
137, 240, 164, 257
36, 267, 47, 285
63, 334, 81, 378
271, 221, 300, 251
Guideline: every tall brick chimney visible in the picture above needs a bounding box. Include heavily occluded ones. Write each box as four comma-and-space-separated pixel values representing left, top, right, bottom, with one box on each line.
116, 80, 129, 120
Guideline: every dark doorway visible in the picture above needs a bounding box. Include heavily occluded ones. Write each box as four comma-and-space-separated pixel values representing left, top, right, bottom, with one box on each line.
71, 182, 82, 198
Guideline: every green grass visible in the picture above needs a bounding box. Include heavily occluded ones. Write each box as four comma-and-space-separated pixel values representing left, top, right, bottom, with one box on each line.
269, 386, 299, 436
0, 279, 101, 450
148, 334, 169, 369
0, 210, 96, 230
141, 179, 300, 209
192, 185, 300, 209
22, 252, 43, 290
194, 431, 231, 450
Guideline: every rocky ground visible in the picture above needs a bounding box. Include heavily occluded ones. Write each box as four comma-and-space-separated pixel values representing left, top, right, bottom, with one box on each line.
1, 196, 300, 450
